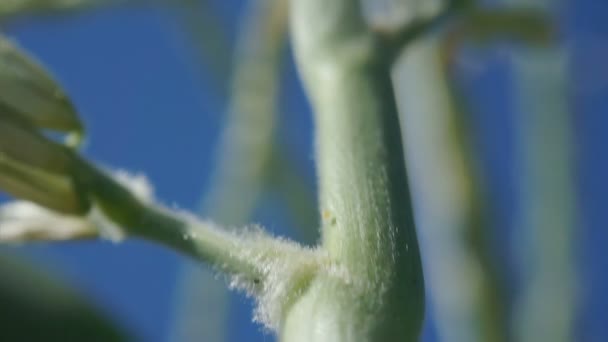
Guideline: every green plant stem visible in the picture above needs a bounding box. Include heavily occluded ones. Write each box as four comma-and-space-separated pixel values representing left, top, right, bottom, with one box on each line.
71, 157, 271, 281
283, 1, 424, 340
394, 36, 507, 342
201, 0, 288, 225
172, 1, 289, 340
266, 147, 319, 245
511, 46, 576, 342
495, 1, 576, 341
440, 35, 509, 342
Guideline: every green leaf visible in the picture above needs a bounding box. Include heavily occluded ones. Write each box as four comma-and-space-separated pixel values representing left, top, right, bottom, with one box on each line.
0, 253, 131, 341
0, 35, 84, 143
0, 34, 92, 214
0, 154, 89, 214
0, 0, 107, 18
0, 108, 74, 173
0, 0, 170, 21
0, 105, 90, 214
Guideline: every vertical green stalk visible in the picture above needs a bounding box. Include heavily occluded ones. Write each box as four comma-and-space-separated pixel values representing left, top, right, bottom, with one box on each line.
394, 36, 507, 342
171, 1, 288, 340
283, 1, 423, 340
511, 46, 576, 342
200, 0, 287, 225
266, 149, 319, 245
499, 1, 577, 341
172, 0, 232, 91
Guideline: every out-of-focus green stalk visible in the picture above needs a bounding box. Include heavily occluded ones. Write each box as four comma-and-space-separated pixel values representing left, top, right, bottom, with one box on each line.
511, 46, 576, 342
0, 0, 161, 20
394, 36, 507, 342
200, 0, 288, 226
171, 0, 232, 94
170, 1, 289, 340
0, 252, 131, 340
498, 1, 577, 341
266, 147, 319, 245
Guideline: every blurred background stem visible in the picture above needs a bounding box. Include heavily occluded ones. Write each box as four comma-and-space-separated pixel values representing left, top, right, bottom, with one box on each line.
511, 45, 577, 342
0, 251, 131, 341
0, 0, 165, 21
497, 1, 577, 341
170, 1, 290, 340
171, 0, 232, 95
394, 36, 507, 342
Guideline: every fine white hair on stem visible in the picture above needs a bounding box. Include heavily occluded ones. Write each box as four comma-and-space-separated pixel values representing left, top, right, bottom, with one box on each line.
111, 169, 154, 203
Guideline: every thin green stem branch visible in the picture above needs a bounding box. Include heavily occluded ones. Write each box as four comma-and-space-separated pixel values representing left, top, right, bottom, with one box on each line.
71, 158, 260, 280
0, 149, 309, 291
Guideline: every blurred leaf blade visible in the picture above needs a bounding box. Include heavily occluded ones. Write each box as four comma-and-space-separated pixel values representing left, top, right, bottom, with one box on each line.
0, 0, 139, 18
0, 32, 93, 213
0, 35, 84, 141
0, 0, 100, 14
0, 155, 87, 215
0, 110, 74, 173
0, 104, 90, 214
0, 253, 131, 341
